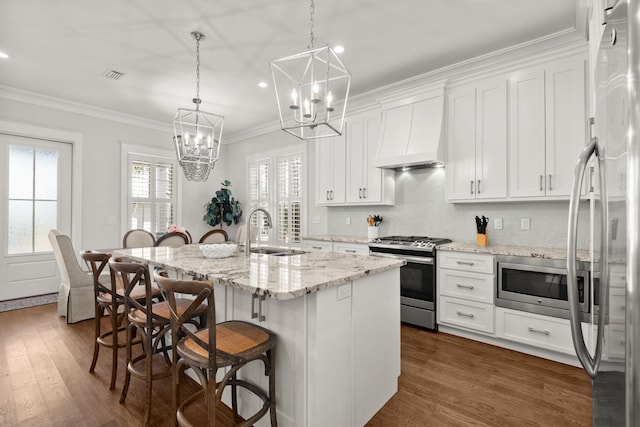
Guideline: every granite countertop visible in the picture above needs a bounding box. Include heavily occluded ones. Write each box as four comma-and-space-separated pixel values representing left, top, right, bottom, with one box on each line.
436, 242, 592, 262
112, 244, 404, 300
303, 234, 370, 244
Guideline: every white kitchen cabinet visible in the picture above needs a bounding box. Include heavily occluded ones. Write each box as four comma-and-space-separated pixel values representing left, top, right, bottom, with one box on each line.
446, 77, 507, 201
437, 252, 495, 334
228, 268, 400, 427
315, 132, 346, 205
334, 242, 369, 256
508, 55, 587, 199
346, 110, 395, 205
302, 239, 334, 252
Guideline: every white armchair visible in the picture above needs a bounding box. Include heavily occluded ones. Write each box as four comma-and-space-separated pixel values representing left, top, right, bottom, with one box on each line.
48, 229, 95, 323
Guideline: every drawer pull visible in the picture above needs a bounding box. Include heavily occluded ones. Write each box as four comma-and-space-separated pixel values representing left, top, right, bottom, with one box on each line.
456, 284, 475, 290
345, 249, 357, 253
456, 261, 475, 266
312, 246, 323, 250
528, 327, 550, 336
619, 305, 625, 311
456, 310, 474, 319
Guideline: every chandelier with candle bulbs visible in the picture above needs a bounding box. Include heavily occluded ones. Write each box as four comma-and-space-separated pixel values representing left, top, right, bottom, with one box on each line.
270, 0, 351, 140
173, 31, 224, 182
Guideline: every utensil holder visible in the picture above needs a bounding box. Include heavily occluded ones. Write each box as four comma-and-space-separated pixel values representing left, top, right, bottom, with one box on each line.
476, 233, 488, 246
368, 226, 379, 241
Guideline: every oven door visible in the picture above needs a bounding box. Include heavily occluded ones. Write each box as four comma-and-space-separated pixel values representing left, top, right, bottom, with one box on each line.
398, 255, 435, 310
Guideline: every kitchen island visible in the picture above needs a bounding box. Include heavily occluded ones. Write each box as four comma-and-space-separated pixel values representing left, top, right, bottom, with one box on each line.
113, 244, 404, 427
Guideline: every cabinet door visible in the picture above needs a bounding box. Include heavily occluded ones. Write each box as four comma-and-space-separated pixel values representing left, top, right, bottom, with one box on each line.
346, 116, 366, 203
446, 85, 476, 200
508, 68, 546, 198
475, 78, 507, 199
545, 56, 586, 197
363, 112, 383, 203
315, 140, 333, 205
330, 133, 347, 204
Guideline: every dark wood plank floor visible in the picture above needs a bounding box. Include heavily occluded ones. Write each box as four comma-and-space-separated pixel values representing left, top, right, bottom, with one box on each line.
0, 303, 591, 426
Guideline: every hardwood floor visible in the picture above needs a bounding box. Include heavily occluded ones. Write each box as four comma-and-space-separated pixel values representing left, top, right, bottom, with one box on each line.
0, 303, 591, 426
367, 324, 592, 426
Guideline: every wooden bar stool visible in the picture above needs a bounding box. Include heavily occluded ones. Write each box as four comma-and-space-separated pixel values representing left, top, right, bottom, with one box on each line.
82, 251, 163, 390
154, 272, 278, 427
109, 258, 207, 425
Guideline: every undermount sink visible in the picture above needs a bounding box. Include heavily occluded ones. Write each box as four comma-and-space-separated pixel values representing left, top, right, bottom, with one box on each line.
250, 247, 306, 256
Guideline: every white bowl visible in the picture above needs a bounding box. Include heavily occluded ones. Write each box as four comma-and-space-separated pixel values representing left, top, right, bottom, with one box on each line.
199, 243, 238, 259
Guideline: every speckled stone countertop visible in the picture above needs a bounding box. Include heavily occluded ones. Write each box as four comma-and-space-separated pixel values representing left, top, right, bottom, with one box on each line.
303, 234, 370, 244
113, 244, 403, 300
436, 242, 591, 262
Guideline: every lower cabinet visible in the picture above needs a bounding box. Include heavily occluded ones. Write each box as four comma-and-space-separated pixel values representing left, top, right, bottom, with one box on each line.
225, 268, 400, 427
439, 296, 494, 334
302, 239, 370, 255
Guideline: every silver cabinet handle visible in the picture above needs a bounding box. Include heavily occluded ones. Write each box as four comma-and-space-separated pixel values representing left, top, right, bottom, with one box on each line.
456, 261, 474, 266
540, 175, 544, 191
251, 294, 258, 319
312, 245, 323, 250
326, 190, 329, 200
331, 190, 334, 200
620, 340, 625, 346
345, 249, 357, 253
456, 283, 475, 290
456, 311, 474, 318
363, 187, 367, 198
359, 188, 363, 199
548, 174, 553, 191
528, 327, 550, 336
619, 305, 626, 311
567, 136, 607, 379
477, 180, 481, 194
470, 180, 474, 194
258, 295, 266, 322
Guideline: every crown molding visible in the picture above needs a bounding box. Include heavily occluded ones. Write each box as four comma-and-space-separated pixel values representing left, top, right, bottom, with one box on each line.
0, 85, 173, 133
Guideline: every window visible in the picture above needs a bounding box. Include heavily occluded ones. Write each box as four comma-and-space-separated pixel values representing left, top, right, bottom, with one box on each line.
126, 152, 177, 237
247, 145, 306, 245
7, 145, 60, 254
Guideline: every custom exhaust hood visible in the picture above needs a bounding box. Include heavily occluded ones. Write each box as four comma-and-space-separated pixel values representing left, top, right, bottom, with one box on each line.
375, 80, 446, 169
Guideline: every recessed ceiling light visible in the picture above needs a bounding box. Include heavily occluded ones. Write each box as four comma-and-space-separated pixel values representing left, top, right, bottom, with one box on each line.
0, 51, 10, 59
258, 81, 268, 88
333, 45, 345, 54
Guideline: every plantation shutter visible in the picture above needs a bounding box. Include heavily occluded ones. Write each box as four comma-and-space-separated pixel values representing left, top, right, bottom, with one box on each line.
248, 159, 270, 242
277, 153, 302, 243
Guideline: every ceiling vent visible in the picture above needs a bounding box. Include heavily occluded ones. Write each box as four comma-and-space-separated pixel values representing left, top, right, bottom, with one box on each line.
102, 69, 126, 80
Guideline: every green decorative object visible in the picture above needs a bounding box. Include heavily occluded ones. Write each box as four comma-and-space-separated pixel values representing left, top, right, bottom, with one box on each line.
203, 180, 243, 227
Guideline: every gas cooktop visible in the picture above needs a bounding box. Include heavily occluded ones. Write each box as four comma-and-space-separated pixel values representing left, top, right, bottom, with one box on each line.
369, 235, 452, 252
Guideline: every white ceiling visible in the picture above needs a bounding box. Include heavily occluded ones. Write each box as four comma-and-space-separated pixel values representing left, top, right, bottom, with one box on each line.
0, 1, 577, 139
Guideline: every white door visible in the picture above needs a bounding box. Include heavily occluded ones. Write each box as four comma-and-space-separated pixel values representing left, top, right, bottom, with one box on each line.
0, 134, 72, 300
346, 116, 365, 203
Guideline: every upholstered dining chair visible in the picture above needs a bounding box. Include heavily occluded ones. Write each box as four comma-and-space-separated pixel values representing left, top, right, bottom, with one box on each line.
123, 229, 156, 248
234, 225, 258, 244
155, 232, 190, 248
198, 229, 229, 244
110, 258, 207, 426
154, 272, 278, 427
48, 229, 95, 323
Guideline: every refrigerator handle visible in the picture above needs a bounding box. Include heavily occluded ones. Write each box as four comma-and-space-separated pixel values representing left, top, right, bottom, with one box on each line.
567, 137, 608, 379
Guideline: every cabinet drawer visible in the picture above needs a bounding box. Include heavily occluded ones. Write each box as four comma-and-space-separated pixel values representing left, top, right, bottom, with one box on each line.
439, 269, 494, 303
303, 240, 334, 252
609, 287, 626, 324
438, 296, 494, 334
495, 307, 574, 355
334, 243, 369, 256
438, 251, 495, 274
607, 325, 625, 359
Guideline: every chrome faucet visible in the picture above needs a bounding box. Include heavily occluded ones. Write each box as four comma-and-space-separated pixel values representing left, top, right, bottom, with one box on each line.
244, 207, 272, 255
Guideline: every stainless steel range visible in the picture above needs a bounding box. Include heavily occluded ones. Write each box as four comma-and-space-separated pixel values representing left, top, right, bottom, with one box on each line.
369, 236, 451, 330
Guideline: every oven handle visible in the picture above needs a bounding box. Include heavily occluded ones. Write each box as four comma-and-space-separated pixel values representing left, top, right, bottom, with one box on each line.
370, 252, 434, 265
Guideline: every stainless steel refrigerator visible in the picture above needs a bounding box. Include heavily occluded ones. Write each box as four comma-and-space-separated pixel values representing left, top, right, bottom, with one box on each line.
567, 0, 640, 425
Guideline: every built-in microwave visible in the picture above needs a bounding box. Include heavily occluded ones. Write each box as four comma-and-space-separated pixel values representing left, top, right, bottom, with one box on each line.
496, 255, 592, 321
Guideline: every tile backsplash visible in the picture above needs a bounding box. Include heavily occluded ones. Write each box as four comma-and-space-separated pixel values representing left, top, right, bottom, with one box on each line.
327, 168, 590, 249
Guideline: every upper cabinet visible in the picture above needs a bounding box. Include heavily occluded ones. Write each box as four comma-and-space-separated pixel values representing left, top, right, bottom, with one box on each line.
315, 109, 395, 206
346, 110, 395, 204
446, 77, 507, 201
508, 55, 587, 199
315, 132, 346, 205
